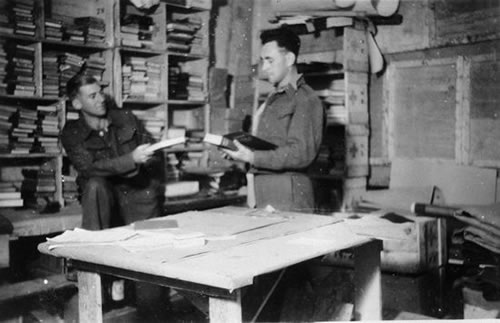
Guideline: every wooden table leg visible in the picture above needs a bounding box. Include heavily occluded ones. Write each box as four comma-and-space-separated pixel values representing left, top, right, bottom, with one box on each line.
208, 290, 242, 323
353, 239, 383, 321
77, 271, 103, 323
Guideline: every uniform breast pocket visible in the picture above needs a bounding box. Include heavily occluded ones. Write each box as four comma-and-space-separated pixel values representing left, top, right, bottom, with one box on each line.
271, 104, 295, 135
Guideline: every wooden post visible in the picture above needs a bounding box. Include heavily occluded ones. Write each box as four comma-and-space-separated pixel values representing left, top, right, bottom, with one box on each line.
0, 234, 9, 268
209, 290, 242, 323
78, 271, 103, 323
353, 240, 382, 321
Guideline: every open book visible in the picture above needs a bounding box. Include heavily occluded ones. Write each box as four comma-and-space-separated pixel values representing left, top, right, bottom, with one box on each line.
145, 136, 186, 153
203, 132, 277, 151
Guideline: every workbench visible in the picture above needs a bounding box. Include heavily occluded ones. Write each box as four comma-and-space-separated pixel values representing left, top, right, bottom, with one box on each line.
38, 206, 382, 322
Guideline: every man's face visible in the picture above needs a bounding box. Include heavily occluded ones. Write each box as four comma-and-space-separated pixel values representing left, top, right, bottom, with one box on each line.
260, 41, 291, 86
73, 83, 106, 118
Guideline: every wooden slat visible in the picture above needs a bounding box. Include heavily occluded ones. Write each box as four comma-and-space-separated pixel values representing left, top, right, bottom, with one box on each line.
353, 240, 382, 321
78, 271, 103, 323
209, 290, 242, 323
0, 234, 9, 268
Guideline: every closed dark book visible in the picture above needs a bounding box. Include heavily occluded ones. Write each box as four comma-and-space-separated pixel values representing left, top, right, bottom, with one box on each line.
203, 132, 277, 151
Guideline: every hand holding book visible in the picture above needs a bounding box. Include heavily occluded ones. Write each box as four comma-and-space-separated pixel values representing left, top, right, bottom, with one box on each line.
221, 140, 255, 164
203, 131, 277, 164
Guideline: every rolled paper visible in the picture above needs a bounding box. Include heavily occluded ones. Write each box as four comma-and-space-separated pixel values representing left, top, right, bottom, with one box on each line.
411, 203, 459, 218
350, 0, 400, 17
336, 0, 357, 8
271, 0, 353, 13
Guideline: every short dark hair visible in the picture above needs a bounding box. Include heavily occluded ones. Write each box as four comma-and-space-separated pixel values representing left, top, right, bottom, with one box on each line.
260, 26, 300, 59
66, 74, 100, 100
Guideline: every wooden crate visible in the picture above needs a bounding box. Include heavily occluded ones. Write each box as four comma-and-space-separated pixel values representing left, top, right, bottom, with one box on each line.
323, 213, 446, 273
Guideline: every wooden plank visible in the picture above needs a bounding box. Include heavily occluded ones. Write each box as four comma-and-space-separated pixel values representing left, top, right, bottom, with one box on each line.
299, 29, 343, 55
469, 55, 500, 166
227, 0, 253, 76
353, 240, 382, 321
343, 27, 369, 72
390, 60, 458, 160
390, 158, 497, 205
209, 291, 242, 323
0, 234, 9, 268
432, 2, 500, 46
455, 56, 470, 165
78, 271, 103, 323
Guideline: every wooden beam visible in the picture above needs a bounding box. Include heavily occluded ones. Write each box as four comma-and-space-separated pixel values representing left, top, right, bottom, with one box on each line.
353, 240, 382, 321
209, 290, 242, 323
78, 271, 103, 323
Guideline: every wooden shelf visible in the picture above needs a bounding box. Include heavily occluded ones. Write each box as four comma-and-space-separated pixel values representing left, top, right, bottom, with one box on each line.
0, 153, 61, 159
42, 39, 111, 50
122, 98, 166, 105
167, 51, 208, 61
167, 99, 207, 106
119, 47, 166, 56
0, 95, 61, 102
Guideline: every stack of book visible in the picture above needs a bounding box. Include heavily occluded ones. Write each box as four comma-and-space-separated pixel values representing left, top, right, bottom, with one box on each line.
42, 51, 60, 96
63, 22, 85, 43
11, 0, 36, 37
0, 44, 7, 95
44, 18, 64, 41
81, 53, 106, 83
145, 61, 161, 100
10, 107, 37, 154
120, 5, 155, 49
168, 65, 205, 101
164, 0, 212, 9
66, 110, 79, 121
132, 107, 164, 141
21, 167, 57, 207
316, 79, 346, 124
62, 175, 78, 204
122, 56, 161, 100
74, 16, 106, 44
0, 181, 22, 208
166, 15, 202, 53
36, 104, 60, 154
0, 104, 17, 153
58, 52, 84, 97
0, 6, 13, 34
165, 153, 181, 181
5, 43, 36, 96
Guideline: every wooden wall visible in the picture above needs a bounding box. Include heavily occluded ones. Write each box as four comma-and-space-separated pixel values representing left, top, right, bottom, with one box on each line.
369, 0, 500, 188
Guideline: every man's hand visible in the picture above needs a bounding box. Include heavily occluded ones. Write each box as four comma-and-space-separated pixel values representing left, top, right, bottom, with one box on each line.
221, 140, 255, 164
132, 144, 154, 164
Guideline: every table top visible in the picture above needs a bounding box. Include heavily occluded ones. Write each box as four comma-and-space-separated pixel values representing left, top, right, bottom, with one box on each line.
38, 206, 371, 291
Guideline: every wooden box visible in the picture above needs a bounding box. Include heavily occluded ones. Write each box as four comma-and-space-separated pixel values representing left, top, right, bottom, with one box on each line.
323, 212, 446, 273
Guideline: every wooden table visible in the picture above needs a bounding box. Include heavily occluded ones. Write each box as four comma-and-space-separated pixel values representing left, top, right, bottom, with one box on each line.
38, 206, 382, 322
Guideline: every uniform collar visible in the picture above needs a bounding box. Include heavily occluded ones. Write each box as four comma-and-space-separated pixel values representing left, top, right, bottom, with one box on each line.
274, 72, 304, 95
76, 108, 121, 140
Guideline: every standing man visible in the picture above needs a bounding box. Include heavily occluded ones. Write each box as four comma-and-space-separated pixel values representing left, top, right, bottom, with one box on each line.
61, 74, 164, 230
223, 26, 324, 213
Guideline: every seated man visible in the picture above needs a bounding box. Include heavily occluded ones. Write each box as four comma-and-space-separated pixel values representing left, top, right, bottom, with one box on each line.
61, 74, 164, 230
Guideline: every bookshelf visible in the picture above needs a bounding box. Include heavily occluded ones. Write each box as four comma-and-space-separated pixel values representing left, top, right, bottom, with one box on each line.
0, 0, 214, 212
